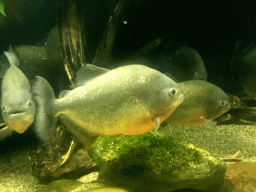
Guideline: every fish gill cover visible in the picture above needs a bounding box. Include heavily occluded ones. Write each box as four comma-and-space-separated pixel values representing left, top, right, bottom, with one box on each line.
0, 0, 6, 17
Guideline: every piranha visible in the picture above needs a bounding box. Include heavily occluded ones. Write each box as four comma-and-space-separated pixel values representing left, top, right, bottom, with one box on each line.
0, 44, 70, 95
164, 80, 231, 126
232, 42, 256, 99
32, 64, 184, 144
160, 46, 208, 82
1, 47, 35, 135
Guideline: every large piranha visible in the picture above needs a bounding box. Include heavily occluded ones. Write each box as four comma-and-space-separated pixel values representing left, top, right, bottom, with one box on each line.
32, 64, 184, 145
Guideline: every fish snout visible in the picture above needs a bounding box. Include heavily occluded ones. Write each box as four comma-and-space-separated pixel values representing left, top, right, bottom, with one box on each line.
205, 100, 231, 121
2, 100, 35, 117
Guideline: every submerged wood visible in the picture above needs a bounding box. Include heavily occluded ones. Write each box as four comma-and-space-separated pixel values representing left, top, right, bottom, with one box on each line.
92, 0, 126, 67
58, 0, 86, 87
57, 0, 110, 85
93, 0, 147, 68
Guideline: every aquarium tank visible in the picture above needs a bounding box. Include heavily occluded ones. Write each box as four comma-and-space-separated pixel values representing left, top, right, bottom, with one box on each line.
0, 0, 255, 192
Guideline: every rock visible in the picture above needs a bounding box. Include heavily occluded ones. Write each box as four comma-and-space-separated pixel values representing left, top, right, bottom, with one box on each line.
36, 179, 83, 192
88, 131, 227, 192
77, 172, 99, 183
74, 185, 132, 192
223, 162, 256, 191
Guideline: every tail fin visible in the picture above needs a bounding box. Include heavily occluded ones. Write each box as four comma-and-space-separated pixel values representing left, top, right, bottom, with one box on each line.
31, 76, 58, 143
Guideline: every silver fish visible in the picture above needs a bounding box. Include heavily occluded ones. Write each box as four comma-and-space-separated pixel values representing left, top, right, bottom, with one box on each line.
1, 48, 35, 134
32, 64, 184, 144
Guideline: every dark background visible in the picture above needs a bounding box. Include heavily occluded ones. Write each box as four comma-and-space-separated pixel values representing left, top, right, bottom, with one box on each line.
0, 0, 256, 92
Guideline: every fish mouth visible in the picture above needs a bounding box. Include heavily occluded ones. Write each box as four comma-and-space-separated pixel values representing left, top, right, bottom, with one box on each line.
226, 103, 231, 111
8, 111, 26, 117
203, 103, 231, 121
5, 114, 34, 134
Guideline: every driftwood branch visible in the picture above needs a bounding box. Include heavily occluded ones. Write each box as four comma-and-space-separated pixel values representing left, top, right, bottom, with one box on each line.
58, 0, 86, 87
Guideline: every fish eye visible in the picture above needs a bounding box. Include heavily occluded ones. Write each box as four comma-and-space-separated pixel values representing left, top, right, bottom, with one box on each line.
168, 88, 177, 96
27, 102, 32, 108
2, 106, 5, 112
220, 101, 226, 107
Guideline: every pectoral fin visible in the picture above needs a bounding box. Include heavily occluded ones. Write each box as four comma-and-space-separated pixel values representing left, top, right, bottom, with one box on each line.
0, 126, 14, 141
154, 117, 160, 137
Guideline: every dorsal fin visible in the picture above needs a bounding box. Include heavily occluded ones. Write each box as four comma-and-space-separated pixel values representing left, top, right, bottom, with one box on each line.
165, 72, 178, 83
58, 90, 70, 98
4, 45, 20, 67
75, 64, 110, 86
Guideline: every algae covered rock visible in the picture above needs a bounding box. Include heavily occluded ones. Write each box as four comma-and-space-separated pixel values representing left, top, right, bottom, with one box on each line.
37, 179, 132, 192
88, 131, 226, 192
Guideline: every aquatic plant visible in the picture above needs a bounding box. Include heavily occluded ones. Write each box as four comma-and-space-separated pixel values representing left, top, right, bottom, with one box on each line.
0, 0, 6, 17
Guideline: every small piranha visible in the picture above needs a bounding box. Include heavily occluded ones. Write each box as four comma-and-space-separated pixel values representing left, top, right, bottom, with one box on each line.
232, 43, 256, 99
160, 46, 208, 82
32, 64, 184, 145
1, 47, 35, 134
0, 44, 70, 97
164, 80, 231, 126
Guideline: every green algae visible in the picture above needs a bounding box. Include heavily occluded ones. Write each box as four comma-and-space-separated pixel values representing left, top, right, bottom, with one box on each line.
88, 131, 223, 182
0, 1, 6, 17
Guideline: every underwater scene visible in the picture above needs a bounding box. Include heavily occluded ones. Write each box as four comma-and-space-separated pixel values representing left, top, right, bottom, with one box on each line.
0, 0, 256, 191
